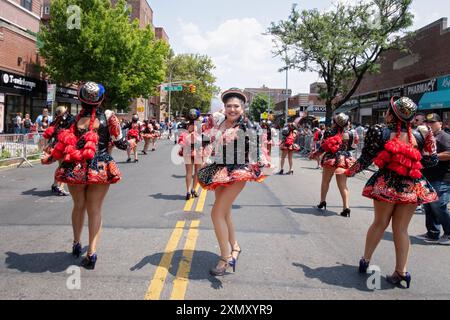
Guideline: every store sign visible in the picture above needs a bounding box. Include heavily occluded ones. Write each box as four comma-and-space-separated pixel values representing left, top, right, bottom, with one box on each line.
47, 84, 56, 103
313, 106, 326, 112
0, 71, 37, 91
378, 87, 402, 101
359, 93, 378, 104
405, 79, 437, 96
438, 75, 450, 91
56, 86, 78, 99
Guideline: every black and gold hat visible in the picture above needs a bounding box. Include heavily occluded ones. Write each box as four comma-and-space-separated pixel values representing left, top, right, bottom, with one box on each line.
390, 96, 417, 123
425, 113, 442, 123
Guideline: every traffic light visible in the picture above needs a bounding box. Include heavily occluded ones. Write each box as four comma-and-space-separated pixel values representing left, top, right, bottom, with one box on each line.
189, 84, 196, 93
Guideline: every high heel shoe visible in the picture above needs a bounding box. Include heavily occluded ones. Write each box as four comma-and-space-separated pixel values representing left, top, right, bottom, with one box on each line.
72, 242, 82, 258
81, 253, 97, 270
209, 256, 236, 276
277, 169, 284, 175
287, 170, 294, 175
386, 271, 411, 289
231, 245, 242, 261
340, 208, 351, 218
317, 201, 327, 210
359, 258, 370, 273
191, 189, 199, 198
185, 192, 191, 200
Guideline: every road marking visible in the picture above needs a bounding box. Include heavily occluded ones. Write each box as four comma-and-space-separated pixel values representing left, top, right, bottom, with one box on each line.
183, 184, 200, 212
195, 188, 208, 212
144, 221, 186, 300
170, 220, 201, 300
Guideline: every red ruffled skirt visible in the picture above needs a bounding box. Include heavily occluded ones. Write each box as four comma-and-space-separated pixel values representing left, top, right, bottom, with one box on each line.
280, 143, 300, 151
362, 169, 437, 205
321, 151, 356, 172
198, 163, 265, 190
55, 153, 121, 185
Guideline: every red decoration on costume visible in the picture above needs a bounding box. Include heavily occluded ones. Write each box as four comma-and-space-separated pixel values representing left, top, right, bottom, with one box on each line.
322, 134, 343, 154
373, 121, 423, 179
43, 126, 55, 139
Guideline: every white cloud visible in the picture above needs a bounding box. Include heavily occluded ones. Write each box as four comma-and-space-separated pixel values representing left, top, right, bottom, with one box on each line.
177, 18, 320, 96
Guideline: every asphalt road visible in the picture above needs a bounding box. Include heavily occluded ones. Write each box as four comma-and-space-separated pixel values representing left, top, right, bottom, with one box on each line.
0, 138, 449, 300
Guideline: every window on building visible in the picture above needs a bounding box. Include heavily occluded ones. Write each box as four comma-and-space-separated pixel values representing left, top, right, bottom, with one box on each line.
44, 5, 50, 15
21, 0, 32, 11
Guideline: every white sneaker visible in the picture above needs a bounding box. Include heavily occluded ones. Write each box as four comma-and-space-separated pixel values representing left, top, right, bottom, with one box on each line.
438, 235, 450, 246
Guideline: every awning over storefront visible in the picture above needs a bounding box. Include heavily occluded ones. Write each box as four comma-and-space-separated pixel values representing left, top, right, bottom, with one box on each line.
333, 104, 358, 114
419, 90, 450, 110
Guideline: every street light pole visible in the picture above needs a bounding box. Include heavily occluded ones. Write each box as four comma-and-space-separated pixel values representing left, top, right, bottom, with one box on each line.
285, 66, 289, 124
168, 70, 172, 122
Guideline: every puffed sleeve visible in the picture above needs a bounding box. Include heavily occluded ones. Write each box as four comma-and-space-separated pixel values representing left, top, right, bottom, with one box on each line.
421, 129, 439, 168
345, 125, 385, 177
106, 111, 129, 150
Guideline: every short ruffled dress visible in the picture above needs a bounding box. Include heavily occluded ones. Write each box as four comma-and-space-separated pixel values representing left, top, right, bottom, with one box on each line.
321, 150, 356, 170
346, 124, 438, 205
280, 130, 300, 151
362, 169, 437, 204
197, 121, 268, 190
54, 109, 123, 185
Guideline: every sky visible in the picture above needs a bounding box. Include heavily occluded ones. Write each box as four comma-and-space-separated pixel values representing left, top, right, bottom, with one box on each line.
149, 0, 450, 96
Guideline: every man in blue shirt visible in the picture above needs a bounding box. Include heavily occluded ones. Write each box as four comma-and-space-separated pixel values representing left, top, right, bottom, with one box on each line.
35, 108, 53, 129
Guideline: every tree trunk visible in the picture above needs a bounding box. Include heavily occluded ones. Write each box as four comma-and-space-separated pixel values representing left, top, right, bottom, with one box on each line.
325, 100, 333, 127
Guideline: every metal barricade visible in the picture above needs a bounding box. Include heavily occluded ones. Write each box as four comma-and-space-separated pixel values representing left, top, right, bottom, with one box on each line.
0, 133, 43, 167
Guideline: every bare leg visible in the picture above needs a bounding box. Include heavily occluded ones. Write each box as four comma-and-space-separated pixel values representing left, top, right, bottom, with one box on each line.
68, 184, 87, 244
143, 138, 150, 152
320, 167, 334, 202
211, 182, 246, 269
391, 204, 416, 275
185, 164, 193, 194
280, 150, 288, 171
335, 173, 349, 210
193, 164, 201, 191
363, 200, 395, 261
85, 184, 110, 255
288, 151, 294, 172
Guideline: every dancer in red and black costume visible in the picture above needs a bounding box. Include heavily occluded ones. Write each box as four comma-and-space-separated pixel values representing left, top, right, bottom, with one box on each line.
140, 119, 153, 155
122, 114, 141, 162
345, 97, 438, 288
41, 105, 75, 196
310, 113, 356, 217
278, 123, 300, 175
178, 109, 203, 200
47, 82, 128, 269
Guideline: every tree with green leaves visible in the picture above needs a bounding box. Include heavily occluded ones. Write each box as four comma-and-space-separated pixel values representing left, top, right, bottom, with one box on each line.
166, 54, 220, 116
268, 0, 414, 124
39, 0, 169, 109
249, 93, 275, 122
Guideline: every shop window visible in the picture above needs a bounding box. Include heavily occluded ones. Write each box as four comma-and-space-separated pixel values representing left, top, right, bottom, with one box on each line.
21, 0, 32, 11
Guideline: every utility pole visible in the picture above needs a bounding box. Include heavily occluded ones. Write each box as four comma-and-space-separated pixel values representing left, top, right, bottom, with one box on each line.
285, 67, 289, 124
168, 70, 172, 122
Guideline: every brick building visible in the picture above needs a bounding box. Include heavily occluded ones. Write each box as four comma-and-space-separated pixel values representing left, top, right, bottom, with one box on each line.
0, 0, 47, 133
336, 18, 450, 126
274, 82, 326, 123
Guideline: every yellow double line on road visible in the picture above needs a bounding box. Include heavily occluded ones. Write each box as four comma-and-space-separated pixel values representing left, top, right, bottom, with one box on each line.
145, 185, 208, 300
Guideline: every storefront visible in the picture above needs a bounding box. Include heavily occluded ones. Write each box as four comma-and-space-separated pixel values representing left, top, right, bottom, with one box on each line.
0, 70, 46, 133
418, 75, 450, 127
55, 86, 80, 115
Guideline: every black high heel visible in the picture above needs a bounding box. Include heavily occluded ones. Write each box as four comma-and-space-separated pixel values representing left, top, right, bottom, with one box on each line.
340, 208, 351, 218
72, 242, 82, 258
287, 170, 294, 175
81, 253, 97, 270
359, 258, 370, 273
277, 169, 284, 175
317, 201, 327, 210
209, 256, 236, 276
185, 192, 191, 200
386, 271, 411, 289
126, 158, 131, 163
191, 189, 199, 198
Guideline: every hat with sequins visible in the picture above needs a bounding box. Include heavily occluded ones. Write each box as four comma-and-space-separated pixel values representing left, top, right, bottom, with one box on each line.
390, 96, 417, 123
333, 113, 350, 128
78, 82, 105, 106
